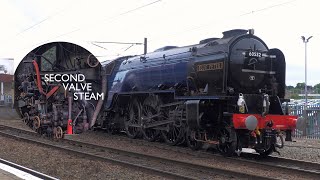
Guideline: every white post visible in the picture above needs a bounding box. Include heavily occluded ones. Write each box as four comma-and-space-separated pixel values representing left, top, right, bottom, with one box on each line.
301, 35, 313, 136
1, 82, 3, 95
0, 82, 4, 103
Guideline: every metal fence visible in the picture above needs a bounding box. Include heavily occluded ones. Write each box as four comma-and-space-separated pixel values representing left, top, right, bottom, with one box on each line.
0, 94, 13, 107
288, 103, 320, 139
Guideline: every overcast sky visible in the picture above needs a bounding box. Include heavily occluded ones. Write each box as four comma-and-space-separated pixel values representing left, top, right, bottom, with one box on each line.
0, 0, 319, 86
0, 58, 13, 74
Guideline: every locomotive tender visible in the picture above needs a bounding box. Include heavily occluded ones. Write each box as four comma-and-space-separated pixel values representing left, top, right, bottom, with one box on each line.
15, 29, 297, 156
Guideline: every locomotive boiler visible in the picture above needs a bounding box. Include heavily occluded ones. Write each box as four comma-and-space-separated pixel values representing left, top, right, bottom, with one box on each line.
15, 29, 298, 156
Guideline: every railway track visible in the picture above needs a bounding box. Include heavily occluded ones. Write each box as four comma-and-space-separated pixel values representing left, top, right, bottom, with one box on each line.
0, 124, 271, 180
91, 128, 320, 176
112, 131, 320, 178
237, 153, 320, 175
1, 124, 320, 179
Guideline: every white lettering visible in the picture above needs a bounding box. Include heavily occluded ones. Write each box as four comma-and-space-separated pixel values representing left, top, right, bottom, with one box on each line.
97, 93, 104, 100
44, 74, 49, 82
69, 83, 75, 91
78, 74, 85, 82
44, 73, 102, 101
62, 83, 69, 90
73, 92, 105, 100
87, 83, 92, 91
73, 93, 78, 100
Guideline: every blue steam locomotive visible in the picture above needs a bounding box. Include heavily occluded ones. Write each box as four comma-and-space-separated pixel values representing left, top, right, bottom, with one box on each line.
15, 29, 298, 156
97, 29, 297, 156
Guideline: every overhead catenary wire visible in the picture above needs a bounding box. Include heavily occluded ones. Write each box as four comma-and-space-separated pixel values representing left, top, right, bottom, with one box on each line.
239, 0, 297, 16
16, 0, 79, 36
91, 41, 143, 45
92, 0, 297, 58
91, 43, 108, 51
15, 0, 298, 60
122, 44, 136, 53
147, 0, 299, 45
89, 40, 144, 57
76, 0, 299, 58
16, 17, 52, 36
92, 43, 140, 58
15, 0, 162, 55
38, 0, 162, 45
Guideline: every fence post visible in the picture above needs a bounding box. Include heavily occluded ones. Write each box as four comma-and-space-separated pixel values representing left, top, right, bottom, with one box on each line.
303, 109, 307, 137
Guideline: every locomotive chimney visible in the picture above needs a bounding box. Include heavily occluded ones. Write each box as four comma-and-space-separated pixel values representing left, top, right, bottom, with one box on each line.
222, 29, 248, 38
249, 29, 254, 35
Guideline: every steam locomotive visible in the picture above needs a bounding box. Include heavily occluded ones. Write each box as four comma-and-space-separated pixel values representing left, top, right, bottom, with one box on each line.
15, 29, 298, 156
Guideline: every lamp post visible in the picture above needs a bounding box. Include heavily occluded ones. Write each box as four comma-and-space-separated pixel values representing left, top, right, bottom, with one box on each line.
301, 35, 312, 110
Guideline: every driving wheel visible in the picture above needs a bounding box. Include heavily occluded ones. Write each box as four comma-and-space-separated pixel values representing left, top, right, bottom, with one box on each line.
124, 99, 141, 138
141, 95, 161, 142
217, 127, 237, 157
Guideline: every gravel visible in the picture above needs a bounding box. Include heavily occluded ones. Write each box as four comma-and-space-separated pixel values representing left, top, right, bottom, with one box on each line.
0, 107, 21, 120
3, 106, 319, 163
273, 139, 320, 162
1, 107, 320, 179
1, 129, 316, 180
64, 130, 317, 179
0, 135, 165, 180
71, 129, 320, 163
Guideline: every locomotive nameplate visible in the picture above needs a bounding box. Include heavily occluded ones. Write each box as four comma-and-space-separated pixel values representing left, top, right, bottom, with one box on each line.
197, 62, 223, 72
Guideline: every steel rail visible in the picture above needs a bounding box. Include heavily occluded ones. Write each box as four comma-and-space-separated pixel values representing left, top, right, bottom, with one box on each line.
238, 153, 320, 174
0, 124, 271, 180
1, 124, 320, 178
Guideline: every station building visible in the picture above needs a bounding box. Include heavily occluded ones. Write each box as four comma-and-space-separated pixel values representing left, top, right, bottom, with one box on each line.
0, 73, 13, 106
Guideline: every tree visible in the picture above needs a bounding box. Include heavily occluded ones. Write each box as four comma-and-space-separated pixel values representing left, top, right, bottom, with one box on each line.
296, 83, 305, 89
314, 83, 320, 94
314, 83, 320, 89
286, 85, 294, 90
290, 93, 300, 99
